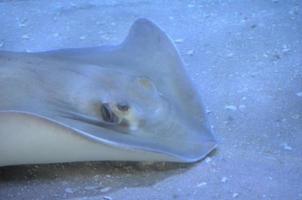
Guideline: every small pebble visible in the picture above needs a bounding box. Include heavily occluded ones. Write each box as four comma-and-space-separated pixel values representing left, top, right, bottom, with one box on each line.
79, 35, 86, 40
64, 188, 75, 194
205, 109, 212, 114
232, 193, 239, 198
53, 33, 60, 37
296, 92, 302, 97
226, 52, 234, 57
221, 177, 228, 183
281, 143, 293, 151
0, 41, 4, 47
197, 182, 207, 187
250, 24, 257, 29
103, 196, 113, 200
289, 7, 299, 16
93, 175, 101, 181
100, 187, 111, 193
239, 104, 246, 111
84, 185, 99, 190
291, 114, 300, 119
282, 45, 290, 53
174, 38, 184, 43
205, 157, 212, 163
272, 54, 281, 60
18, 18, 27, 27
186, 49, 194, 56
18, 22, 27, 27
225, 105, 237, 111
22, 34, 30, 39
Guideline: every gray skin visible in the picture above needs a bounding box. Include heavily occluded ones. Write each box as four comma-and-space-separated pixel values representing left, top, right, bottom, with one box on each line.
0, 19, 216, 164
0, 51, 168, 133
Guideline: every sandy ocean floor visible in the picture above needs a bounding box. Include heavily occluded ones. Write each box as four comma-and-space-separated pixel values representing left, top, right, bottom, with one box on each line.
0, 0, 301, 199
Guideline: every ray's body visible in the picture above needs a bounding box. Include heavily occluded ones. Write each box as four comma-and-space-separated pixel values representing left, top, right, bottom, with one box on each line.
0, 19, 216, 166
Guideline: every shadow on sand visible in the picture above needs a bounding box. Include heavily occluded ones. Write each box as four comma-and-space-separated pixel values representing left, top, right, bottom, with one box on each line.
0, 160, 197, 199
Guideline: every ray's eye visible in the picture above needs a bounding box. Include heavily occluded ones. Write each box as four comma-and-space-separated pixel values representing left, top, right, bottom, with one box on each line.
117, 103, 129, 111
101, 103, 118, 123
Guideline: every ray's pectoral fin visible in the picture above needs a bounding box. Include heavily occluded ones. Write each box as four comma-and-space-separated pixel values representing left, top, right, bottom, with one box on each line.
28, 18, 216, 163
37, 18, 208, 129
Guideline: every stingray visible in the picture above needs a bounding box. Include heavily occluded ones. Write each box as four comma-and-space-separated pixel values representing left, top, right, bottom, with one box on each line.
0, 19, 216, 166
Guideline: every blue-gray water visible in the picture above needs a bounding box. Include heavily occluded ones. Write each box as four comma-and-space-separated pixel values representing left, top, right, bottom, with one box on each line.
0, 0, 301, 200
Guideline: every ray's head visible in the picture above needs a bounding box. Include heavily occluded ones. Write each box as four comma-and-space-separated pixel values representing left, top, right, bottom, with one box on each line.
68, 73, 169, 133
97, 76, 169, 132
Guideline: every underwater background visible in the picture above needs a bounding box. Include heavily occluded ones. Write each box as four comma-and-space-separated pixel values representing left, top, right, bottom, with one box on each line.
0, 0, 301, 199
